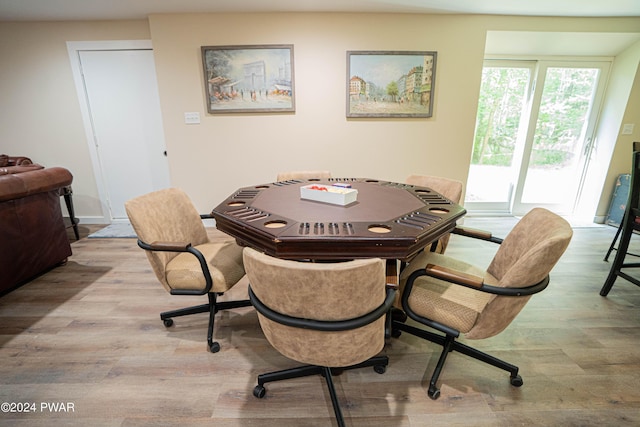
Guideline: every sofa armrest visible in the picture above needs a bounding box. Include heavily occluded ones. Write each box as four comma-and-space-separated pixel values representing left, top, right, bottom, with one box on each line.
0, 155, 34, 167
0, 167, 73, 202
8, 156, 34, 166
0, 164, 44, 175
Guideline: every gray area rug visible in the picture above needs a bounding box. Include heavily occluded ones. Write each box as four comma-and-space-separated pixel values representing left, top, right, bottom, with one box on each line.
88, 222, 137, 238
87, 219, 216, 238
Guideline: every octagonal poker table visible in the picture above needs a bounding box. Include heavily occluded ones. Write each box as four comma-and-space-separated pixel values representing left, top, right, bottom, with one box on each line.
211, 178, 466, 261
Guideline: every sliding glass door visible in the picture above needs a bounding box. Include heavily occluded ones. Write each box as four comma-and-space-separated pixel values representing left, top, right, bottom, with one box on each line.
466, 61, 534, 212
466, 59, 610, 216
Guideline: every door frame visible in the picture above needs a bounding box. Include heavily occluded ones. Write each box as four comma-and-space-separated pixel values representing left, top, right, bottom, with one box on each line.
67, 40, 155, 224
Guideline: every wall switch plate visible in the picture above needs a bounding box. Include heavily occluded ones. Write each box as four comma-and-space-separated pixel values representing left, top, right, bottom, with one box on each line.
622, 123, 635, 135
184, 112, 200, 124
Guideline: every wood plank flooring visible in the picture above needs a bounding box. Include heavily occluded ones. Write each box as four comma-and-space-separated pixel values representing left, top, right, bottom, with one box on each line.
1, 219, 639, 426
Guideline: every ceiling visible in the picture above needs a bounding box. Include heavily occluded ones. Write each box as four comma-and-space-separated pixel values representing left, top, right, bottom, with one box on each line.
1, 0, 640, 22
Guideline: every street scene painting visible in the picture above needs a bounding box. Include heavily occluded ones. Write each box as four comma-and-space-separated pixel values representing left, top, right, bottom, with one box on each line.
201, 45, 295, 113
347, 51, 437, 118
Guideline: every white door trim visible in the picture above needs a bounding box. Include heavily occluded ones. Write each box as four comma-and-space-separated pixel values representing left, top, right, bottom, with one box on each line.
67, 40, 154, 224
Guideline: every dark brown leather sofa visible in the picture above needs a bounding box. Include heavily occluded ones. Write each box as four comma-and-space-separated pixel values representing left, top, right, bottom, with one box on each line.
0, 155, 73, 295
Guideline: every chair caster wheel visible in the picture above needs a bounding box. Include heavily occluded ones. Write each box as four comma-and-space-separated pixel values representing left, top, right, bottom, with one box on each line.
510, 375, 523, 387
374, 365, 386, 374
391, 308, 407, 323
428, 387, 440, 400
209, 342, 221, 353
163, 318, 174, 327
253, 385, 266, 398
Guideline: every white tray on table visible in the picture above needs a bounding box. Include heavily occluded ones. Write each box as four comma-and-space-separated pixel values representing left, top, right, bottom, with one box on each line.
300, 184, 358, 206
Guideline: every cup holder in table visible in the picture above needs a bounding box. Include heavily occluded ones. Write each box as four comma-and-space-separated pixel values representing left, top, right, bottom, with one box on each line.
429, 207, 450, 214
368, 224, 391, 234
264, 220, 287, 229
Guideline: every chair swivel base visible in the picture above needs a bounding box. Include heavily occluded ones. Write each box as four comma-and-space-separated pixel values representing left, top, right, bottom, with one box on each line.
253, 355, 389, 427
160, 294, 251, 353
392, 320, 522, 399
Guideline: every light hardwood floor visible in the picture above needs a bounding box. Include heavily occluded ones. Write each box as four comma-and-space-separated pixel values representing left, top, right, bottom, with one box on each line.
1, 219, 639, 426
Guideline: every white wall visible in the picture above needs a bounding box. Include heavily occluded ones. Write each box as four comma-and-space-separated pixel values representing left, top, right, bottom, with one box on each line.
591, 40, 640, 218
1, 14, 639, 221
0, 20, 151, 219
148, 13, 487, 211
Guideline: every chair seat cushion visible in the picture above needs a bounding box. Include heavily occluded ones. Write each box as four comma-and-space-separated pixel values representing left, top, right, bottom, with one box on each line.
403, 252, 498, 334
165, 241, 245, 293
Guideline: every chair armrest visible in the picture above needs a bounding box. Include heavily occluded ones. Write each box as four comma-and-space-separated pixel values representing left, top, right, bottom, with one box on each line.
452, 226, 503, 244
137, 239, 213, 295
386, 283, 399, 292
144, 241, 191, 252
398, 264, 550, 336
249, 285, 397, 332
405, 265, 549, 297
425, 263, 484, 289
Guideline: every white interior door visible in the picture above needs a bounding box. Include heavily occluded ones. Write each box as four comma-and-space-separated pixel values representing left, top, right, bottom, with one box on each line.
70, 43, 170, 222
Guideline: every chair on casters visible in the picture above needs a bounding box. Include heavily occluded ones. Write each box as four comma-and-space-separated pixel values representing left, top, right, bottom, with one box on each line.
243, 247, 396, 427
603, 141, 640, 263
392, 208, 572, 399
125, 188, 251, 353
394, 175, 465, 321
276, 170, 332, 181
405, 174, 463, 255
601, 144, 640, 296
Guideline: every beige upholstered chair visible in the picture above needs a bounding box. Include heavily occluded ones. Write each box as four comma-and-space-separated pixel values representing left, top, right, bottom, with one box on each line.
406, 174, 463, 254
393, 208, 572, 399
125, 188, 251, 353
243, 247, 396, 426
276, 170, 332, 181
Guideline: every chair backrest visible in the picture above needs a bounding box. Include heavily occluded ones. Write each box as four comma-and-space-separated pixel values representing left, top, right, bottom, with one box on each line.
406, 174, 463, 253
243, 247, 387, 367
125, 188, 209, 291
276, 170, 332, 181
467, 207, 573, 339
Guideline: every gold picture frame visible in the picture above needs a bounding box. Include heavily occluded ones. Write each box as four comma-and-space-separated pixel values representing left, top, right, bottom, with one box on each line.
201, 44, 295, 114
347, 50, 437, 118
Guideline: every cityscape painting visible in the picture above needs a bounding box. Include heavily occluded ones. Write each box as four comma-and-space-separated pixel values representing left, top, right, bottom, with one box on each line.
347, 51, 437, 118
201, 45, 295, 114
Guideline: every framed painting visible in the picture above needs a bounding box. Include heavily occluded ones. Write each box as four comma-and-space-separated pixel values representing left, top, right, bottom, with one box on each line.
201, 44, 295, 114
346, 50, 437, 118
